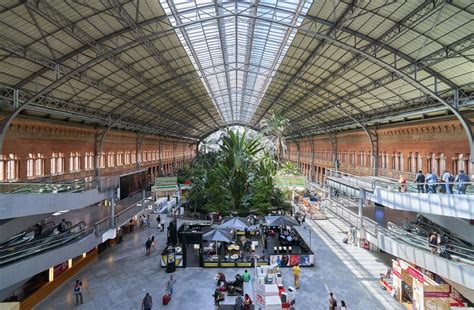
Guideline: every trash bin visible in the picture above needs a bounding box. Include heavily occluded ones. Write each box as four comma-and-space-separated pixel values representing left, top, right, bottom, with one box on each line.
166, 248, 176, 273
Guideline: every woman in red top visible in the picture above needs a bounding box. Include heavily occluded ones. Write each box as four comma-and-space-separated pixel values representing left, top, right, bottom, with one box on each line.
243, 293, 253, 310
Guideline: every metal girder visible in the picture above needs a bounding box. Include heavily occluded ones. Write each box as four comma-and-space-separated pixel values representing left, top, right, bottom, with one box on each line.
327, 132, 338, 169
252, 0, 457, 124
277, 34, 473, 123
254, 0, 366, 125
22, 0, 215, 131
107, 0, 220, 128
164, 0, 227, 123
238, 1, 257, 123
287, 87, 473, 137
0, 35, 200, 133
0, 85, 199, 141
214, 1, 235, 121
1, 4, 471, 156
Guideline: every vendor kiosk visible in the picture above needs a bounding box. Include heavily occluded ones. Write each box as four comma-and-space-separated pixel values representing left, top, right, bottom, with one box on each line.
391, 259, 453, 310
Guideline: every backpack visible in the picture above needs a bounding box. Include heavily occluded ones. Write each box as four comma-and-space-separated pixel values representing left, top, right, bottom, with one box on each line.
74, 285, 80, 293
448, 174, 454, 182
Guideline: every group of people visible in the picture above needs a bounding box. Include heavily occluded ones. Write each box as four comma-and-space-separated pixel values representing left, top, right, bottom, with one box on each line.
141, 275, 176, 309
410, 169, 471, 194
329, 292, 348, 310
427, 231, 451, 259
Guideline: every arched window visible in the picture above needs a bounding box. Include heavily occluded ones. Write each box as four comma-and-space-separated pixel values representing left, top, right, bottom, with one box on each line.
0, 155, 5, 181
7, 154, 17, 181
51, 153, 57, 175
27, 153, 35, 178
57, 153, 64, 174
35, 153, 44, 177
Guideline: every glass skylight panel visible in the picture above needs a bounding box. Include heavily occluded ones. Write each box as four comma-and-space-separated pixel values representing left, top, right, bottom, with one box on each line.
160, 0, 312, 123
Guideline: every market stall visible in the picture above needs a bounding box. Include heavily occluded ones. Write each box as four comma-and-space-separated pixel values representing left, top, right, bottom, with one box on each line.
203, 218, 267, 268
264, 216, 314, 267
389, 259, 469, 309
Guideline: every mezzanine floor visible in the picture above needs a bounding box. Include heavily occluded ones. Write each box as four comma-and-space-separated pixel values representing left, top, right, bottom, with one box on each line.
36, 213, 404, 310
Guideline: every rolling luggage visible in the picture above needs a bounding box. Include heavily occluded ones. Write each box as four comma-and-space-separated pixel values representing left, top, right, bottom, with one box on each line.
162, 293, 171, 305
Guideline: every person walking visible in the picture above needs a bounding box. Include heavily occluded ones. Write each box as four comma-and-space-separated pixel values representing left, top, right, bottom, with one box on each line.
234, 294, 244, 310
328, 292, 338, 310
454, 170, 470, 194
441, 171, 453, 194
415, 170, 425, 193
243, 294, 253, 310
73, 280, 83, 305
242, 270, 251, 282
340, 300, 348, 310
156, 215, 161, 230
166, 275, 176, 296
292, 264, 301, 289
145, 238, 152, 256
428, 232, 438, 254
398, 175, 407, 192
142, 292, 153, 310
425, 172, 438, 193
150, 236, 156, 253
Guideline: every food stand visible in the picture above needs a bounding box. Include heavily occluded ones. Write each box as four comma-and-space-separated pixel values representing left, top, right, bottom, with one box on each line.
264, 216, 314, 267
389, 259, 467, 309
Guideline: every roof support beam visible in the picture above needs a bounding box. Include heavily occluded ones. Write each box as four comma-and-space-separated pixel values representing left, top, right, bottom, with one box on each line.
107, 0, 220, 128
1, 7, 471, 158
22, 0, 214, 132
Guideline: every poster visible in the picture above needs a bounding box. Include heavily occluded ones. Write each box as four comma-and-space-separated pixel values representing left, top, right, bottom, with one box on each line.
270, 254, 314, 267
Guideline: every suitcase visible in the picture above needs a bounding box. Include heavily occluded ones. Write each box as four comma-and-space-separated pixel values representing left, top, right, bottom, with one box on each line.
162, 294, 171, 305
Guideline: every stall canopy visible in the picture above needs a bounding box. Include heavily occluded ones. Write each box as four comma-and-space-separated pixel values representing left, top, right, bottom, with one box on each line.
265, 216, 300, 227
218, 217, 250, 230
202, 228, 233, 242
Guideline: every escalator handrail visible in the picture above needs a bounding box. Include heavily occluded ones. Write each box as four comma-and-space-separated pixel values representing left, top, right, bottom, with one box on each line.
0, 224, 94, 266
0, 221, 86, 252
323, 199, 474, 264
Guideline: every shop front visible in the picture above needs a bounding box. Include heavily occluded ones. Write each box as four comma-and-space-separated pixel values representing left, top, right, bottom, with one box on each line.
390, 259, 469, 309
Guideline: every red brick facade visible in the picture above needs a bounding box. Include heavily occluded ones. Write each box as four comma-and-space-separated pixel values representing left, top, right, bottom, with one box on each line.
287, 116, 473, 184
0, 116, 197, 182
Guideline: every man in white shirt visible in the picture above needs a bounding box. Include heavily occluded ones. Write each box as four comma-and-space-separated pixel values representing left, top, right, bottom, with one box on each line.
441, 171, 453, 194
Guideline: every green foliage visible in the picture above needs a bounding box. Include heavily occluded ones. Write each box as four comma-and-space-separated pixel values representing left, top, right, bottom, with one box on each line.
259, 113, 289, 163
279, 161, 301, 176
188, 129, 286, 215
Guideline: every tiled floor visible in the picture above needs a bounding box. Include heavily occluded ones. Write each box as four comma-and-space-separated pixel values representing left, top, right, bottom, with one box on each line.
35, 213, 404, 310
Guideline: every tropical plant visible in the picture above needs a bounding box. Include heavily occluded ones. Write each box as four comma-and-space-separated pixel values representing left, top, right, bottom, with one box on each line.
188, 129, 287, 216
259, 113, 289, 164
279, 161, 301, 176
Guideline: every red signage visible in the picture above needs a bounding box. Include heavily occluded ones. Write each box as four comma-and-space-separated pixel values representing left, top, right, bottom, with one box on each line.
392, 269, 401, 279
407, 266, 424, 283
54, 262, 68, 278
424, 291, 450, 298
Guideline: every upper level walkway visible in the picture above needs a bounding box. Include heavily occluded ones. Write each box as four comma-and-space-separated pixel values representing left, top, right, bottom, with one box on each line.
0, 176, 119, 219
326, 169, 474, 219
0, 197, 153, 291
321, 198, 474, 290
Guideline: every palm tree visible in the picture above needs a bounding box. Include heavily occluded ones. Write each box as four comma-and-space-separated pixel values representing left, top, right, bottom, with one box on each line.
218, 130, 263, 213
259, 113, 289, 164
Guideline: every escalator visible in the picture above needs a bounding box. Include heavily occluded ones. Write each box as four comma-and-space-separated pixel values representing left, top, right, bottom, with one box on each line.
0, 221, 89, 267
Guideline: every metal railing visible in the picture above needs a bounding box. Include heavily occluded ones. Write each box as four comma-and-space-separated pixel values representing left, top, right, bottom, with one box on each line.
0, 221, 93, 266
321, 199, 474, 265
0, 175, 121, 194
326, 169, 474, 194
114, 199, 152, 227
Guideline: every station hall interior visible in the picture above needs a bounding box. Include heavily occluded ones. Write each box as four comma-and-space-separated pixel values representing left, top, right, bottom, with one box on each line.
0, 0, 473, 309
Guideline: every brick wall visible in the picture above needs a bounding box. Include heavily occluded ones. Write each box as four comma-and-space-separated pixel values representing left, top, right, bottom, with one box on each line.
0, 116, 197, 182
287, 116, 473, 184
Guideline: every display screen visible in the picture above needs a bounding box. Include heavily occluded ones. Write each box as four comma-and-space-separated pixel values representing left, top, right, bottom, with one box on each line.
119, 171, 148, 200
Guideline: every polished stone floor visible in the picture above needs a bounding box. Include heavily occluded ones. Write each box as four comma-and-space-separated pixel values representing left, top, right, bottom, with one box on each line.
35, 212, 404, 310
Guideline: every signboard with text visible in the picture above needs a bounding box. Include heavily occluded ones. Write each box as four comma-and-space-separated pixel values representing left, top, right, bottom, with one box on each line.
154, 177, 177, 188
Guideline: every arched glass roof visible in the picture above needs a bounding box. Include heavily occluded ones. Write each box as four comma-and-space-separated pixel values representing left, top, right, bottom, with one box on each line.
0, 0, 472, 144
